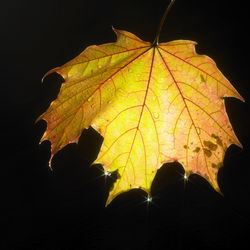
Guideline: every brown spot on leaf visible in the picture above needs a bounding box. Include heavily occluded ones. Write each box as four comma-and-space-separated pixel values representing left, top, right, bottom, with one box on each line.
203, 140, 218, 151
211, 134, 223, 147
211, 133, 217, 138
212, 162, 223, 169
200, 74, 206, 82
212, 163, 217, 168
203, 148, 212, 157
193, 147, 200, 153
183, 145, 188, 149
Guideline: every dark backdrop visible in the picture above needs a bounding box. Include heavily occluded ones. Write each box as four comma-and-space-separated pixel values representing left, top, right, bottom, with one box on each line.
5, 0, 250, 249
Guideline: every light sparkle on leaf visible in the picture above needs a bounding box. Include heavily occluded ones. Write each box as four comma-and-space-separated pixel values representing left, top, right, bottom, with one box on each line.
104, 171, 111, 177
146, 196, 152, 203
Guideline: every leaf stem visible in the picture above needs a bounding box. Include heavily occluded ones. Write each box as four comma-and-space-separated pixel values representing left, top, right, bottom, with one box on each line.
153, 0, 176, 46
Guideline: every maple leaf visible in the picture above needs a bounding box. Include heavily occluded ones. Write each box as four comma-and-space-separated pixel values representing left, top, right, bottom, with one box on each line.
38, 1, 244, 206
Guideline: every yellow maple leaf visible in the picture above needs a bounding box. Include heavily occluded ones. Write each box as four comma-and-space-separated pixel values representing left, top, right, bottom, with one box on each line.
37, 1, 244, 206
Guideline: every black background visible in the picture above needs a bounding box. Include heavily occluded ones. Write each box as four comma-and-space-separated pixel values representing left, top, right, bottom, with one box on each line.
5, 0, 250, 249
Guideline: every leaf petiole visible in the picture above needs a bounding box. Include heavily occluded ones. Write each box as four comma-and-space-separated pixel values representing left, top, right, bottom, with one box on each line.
153, 0, 176, 46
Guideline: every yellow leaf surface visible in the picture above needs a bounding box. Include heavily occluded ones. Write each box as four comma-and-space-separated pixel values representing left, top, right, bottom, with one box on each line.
38, 28, 244, 206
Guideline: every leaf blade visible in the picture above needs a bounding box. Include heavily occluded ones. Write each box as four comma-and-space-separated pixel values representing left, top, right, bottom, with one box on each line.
38, 29, 244, 205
